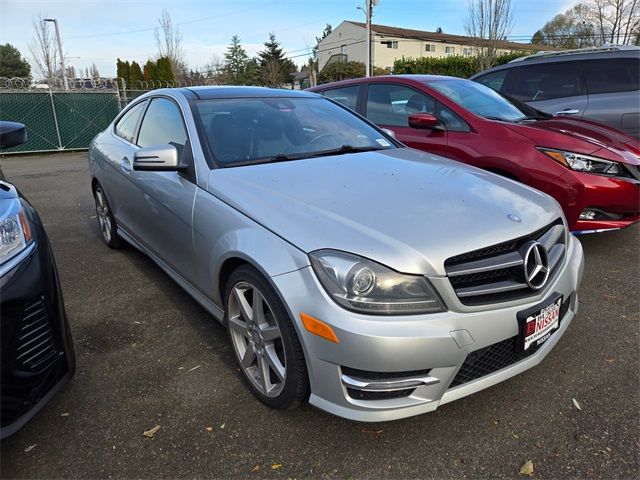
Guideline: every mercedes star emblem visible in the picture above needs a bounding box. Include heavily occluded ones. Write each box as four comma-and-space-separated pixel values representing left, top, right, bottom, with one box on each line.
522, 241, 550, 290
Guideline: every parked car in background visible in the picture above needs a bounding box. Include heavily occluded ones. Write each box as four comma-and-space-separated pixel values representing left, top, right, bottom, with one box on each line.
0, 121, 75, 439
470, 46, 640, 139
308, 75, 640, 234
89, 87, 584, 421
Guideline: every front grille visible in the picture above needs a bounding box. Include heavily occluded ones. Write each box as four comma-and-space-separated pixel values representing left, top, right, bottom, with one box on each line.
449, 295, 571, 388
16, 299, 59, 372
445, 219, 566, 305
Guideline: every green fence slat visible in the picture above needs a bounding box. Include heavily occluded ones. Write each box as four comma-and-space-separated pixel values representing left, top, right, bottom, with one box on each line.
0, 90, 121, 153
0, 92, 61, 153
52, 92, 121, 150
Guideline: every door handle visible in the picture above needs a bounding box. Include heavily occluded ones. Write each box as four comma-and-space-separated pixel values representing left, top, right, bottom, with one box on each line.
555, 109, 580, 116
120, 157, 132, 174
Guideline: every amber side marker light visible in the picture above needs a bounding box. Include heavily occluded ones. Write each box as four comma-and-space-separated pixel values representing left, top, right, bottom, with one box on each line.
300, 313, 340, 344
18, 209, 32, 242
540, 149, 569, 167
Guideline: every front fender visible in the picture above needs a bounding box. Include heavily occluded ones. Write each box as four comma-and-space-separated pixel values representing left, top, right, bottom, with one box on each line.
193, 189, 309, 308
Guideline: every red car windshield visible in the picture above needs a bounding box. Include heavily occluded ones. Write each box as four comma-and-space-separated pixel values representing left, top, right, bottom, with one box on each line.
428, 79, 528, 122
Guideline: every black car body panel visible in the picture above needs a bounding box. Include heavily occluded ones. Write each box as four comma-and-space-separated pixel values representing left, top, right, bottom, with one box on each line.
0, 175, 75, 439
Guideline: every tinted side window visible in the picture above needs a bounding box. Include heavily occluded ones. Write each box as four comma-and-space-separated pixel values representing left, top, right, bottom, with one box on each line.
511, 63, 581, 101
323, 86, 359, 110
366, 83, 435, 127
581, 58, 639, 94
115, 101, 146, 143
137, 98, 188, 157
475, 70, 508, 92
437, 104, 470, 132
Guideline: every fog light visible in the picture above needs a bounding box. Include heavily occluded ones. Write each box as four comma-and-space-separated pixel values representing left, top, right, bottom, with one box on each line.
579, 209, 597, 220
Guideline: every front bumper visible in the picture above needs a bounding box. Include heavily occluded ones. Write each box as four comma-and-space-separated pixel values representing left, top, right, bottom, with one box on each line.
560, 170, 640, 233
273, 235, 584, 422
0, 207, 75, 439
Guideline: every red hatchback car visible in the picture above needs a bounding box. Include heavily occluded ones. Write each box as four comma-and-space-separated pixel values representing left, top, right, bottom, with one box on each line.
308, 75, 640, 233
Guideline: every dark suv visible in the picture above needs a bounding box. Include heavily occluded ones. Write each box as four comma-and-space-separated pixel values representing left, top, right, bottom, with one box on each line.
471, 46, 640, 139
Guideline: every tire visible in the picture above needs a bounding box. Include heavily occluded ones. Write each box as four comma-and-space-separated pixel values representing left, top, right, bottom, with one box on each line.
224, 265, 309, 410
93, 182, 123, 249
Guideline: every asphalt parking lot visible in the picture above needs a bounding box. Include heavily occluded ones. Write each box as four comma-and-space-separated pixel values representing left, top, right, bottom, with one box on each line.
1, 152, 638, 479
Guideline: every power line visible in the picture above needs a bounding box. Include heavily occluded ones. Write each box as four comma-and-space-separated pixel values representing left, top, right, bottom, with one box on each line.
65, 2, 279, 40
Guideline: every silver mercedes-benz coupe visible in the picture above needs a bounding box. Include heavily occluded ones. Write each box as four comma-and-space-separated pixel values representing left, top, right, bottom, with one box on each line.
88, 87, 584, 421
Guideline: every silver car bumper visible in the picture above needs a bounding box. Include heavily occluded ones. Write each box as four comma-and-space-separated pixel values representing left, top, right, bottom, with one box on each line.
272, 235, 585, 422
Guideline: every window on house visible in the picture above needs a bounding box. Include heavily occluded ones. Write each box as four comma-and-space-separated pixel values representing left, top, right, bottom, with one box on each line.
445, 46, 455, 54
340, 44, 346, 54
383, 40, 398, 49
425, 44, 436, 52
463, 48, 472, 56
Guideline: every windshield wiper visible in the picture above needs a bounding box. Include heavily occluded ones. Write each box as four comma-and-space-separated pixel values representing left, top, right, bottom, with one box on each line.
482, 115, 513, 122
305, 144, 387, 158
515, 116, 540, 123
222, 145, 387, 168
223, 153, 305, 167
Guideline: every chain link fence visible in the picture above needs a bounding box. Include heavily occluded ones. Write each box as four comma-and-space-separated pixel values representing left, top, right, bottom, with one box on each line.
0, 77, 218, 154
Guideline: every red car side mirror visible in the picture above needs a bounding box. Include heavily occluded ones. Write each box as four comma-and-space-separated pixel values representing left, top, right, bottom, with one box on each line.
408, 113, 445, 131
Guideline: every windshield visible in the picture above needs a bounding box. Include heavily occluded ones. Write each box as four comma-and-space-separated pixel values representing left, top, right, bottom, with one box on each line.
427, 79, 528, 122
194, 96, 397, 167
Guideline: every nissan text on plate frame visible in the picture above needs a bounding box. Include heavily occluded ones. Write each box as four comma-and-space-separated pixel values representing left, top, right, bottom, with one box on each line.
88, 87, 584, 421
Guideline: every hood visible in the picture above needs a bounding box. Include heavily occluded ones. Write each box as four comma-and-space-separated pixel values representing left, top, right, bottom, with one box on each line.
208, 149, 562, 276
505, 117, 640, 162
0, 180, 19, 201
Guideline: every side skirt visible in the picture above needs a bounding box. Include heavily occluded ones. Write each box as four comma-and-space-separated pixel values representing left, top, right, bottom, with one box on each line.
116, 227, 225, 323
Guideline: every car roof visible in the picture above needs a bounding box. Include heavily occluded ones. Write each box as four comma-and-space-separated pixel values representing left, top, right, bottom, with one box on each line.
308, 74, 466, 90
471, 47, 640, 78
179, 86, 319, 100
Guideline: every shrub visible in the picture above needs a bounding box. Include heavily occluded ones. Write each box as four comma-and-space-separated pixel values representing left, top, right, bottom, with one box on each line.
392, 51, 532, 78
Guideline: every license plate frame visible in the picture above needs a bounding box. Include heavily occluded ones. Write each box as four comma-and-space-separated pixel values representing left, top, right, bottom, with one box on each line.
518, 293, 563, 353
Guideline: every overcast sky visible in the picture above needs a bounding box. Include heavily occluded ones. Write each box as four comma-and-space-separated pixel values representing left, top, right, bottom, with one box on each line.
1, 0, 579, 78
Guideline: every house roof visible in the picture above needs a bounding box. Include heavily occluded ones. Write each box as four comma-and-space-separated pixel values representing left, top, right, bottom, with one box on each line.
346, 21, 550, 52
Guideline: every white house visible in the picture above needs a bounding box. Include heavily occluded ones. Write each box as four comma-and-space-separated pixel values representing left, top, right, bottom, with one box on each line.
317, 21, 549, 71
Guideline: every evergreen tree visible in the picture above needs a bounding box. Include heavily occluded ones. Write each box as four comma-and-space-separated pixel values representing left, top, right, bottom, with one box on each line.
89, 62, 100, 78
223, 35, 250, 85
245, 58, 261, 86
116, 58, 131, 86
257, 33, 296, 87
143, 59, 158, 82
129, 61, 144, 86
0, 43, 31, 78
156, 56, 174, 83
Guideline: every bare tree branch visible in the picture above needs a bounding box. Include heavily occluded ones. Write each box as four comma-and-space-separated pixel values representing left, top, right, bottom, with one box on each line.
464, 0, 514, 70
154, 9, 187, 80
28, 13, 60, 80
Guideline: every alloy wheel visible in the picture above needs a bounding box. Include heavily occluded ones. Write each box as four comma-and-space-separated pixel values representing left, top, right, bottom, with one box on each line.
228, 281, 286, 397
94, 187, 112, 243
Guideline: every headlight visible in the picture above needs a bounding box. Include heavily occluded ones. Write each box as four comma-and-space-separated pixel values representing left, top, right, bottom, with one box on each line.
0, 205, 33, 267
309, 249, 445, 315
539, 148, 630, 177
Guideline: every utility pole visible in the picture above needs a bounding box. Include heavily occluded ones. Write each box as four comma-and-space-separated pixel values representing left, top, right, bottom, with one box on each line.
365, 0, 372, 77
44, 18, 69, 90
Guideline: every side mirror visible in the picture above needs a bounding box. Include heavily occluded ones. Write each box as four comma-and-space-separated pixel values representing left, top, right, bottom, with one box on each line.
0, 121, 27, 149
408, 113, 445, 131
381, 128, 396, 139
133, 145, 183, 171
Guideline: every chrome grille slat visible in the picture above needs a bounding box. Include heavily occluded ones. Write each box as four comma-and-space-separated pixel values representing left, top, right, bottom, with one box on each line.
457, 279, 528, 297
445, 220, 566, 305
447, 251, 523, 277
539, 225, 564, 251
548, 244, 564, 271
